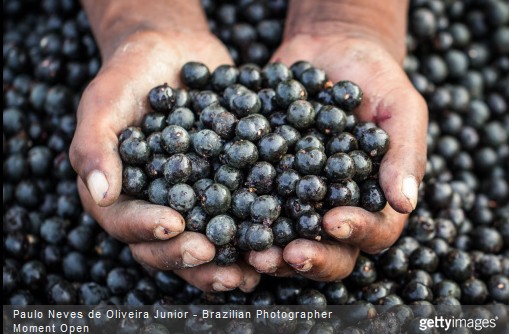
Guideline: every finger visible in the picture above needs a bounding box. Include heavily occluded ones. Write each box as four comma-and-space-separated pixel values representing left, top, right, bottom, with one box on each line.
130, 232, 215, 270
69, 71, 142, 207
236, 261, 262, 293
282, 239, 359, 281
322, 205, 405, 254
374, 87, 428, 213
174, 262, 260, 293
245, 246, 294, 277
325, 56, 427, 214
78, 178, 185, 243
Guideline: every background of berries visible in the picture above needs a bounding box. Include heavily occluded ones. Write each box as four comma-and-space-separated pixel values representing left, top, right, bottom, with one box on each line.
3, 0, 508, 310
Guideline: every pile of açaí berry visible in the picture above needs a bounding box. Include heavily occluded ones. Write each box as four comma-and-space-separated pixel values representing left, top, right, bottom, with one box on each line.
119, 61, 389, 266
3, 0, 508, 324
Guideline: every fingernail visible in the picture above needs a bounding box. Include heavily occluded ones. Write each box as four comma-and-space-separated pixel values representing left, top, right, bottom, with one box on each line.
212, 282, 230, 292
402, 175, 418, 210
153, 225, 179, 240
182, 251, 208, 268
87, 170, 109, 204
290, 259, 312, 272
331, 221, 352, 239
153, 216, 184, 240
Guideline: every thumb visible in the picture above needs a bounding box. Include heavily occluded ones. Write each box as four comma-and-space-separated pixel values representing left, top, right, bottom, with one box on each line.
69, 75, 137, 206
374, 85, 428, 214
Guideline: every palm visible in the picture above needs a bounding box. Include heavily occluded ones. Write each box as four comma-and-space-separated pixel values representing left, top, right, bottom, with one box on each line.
71, 30, 260, 292
246, 36, 428, 281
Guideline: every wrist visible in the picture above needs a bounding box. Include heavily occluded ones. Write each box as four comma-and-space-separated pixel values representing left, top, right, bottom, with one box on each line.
81, 0, 210, 61
283, 0, 409, 63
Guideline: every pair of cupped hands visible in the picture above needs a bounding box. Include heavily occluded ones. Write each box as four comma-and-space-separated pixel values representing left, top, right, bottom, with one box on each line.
69, 28, 427, 293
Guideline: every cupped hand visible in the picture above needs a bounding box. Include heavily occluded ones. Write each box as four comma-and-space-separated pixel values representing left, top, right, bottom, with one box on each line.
247, 34, 428, 281
70, 30, 259, 292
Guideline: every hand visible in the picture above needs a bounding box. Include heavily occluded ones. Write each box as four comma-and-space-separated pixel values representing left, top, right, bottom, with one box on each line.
247, 31, 427, 280
70, 29, 260, 293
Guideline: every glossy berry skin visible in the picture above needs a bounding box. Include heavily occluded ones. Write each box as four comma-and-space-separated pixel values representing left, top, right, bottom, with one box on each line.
167, 183, 196, 213
107, 268, 135, 296
210, 64, 239, 92
212, 111, 238, 139
250, 195, 281, 224
245, 161, 276, 194
181, 62, 210, 89
332, 81, 363, 111
224, 140, 259, 168
214, 165, 243, 191
295, 147, 326, 175
232, 91, 261, 117
192, 129, 222, 158
236, 114, 271, 141
146, 132, 164, 154
286, 100, 316, 130
246, 224, 274, 251
167, 107, 195, 130
441, 249, 473, 282
295, 135, 325, 152
161, 125, 190, 155
185, 206, 209, 233
215, 244, 239, 266
201, 183, 231, 216
142, 112, 166, 134
258, 133, 288, 162
488, 275, 509, 303
359, 127, 390, 159
285, 197, 315, 219
274, 125, 301, 150
163, 154, 192, 185
316, 105, 347, 135
275, 169, 300, 197
193, 178, 214, 198
119, 138, 150, 165
277, 154, 296, 172
206, 215, 236, 246
275, 79, 308, 109
200, 104, 227, 128
145, 154, 168, 179
359, 180, 387, 212
349, 150, 373, 182
122, 166, 148, 196
257, 88, 277, 115
148, 83, 176, 112
324, 153, 355, 181
300, 67, 327, 96
326, 132, 358, 155
402, 280, 433, 302
296, 212, 322, 239
231, 188, 257, 219
461, 278, 488, 304
409, 247, 439, 272
326, 180, 360, 207
187, 153, 211, 183
147, 178, 169, 206
239, 64, 262, 90
262, 62, 292, 88
380, 247, 409, 278
296, 175, 327, 203
271, 217, 298, 247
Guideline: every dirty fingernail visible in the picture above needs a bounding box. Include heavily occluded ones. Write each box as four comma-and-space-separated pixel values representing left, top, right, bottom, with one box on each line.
331, 220, 353, 239
182, 251, 208, 268
153, 225, 178, 240
212, 282, 230, 292
290, 259, 312, 272
87, 170, 109, 205
402, 175, 418, 210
